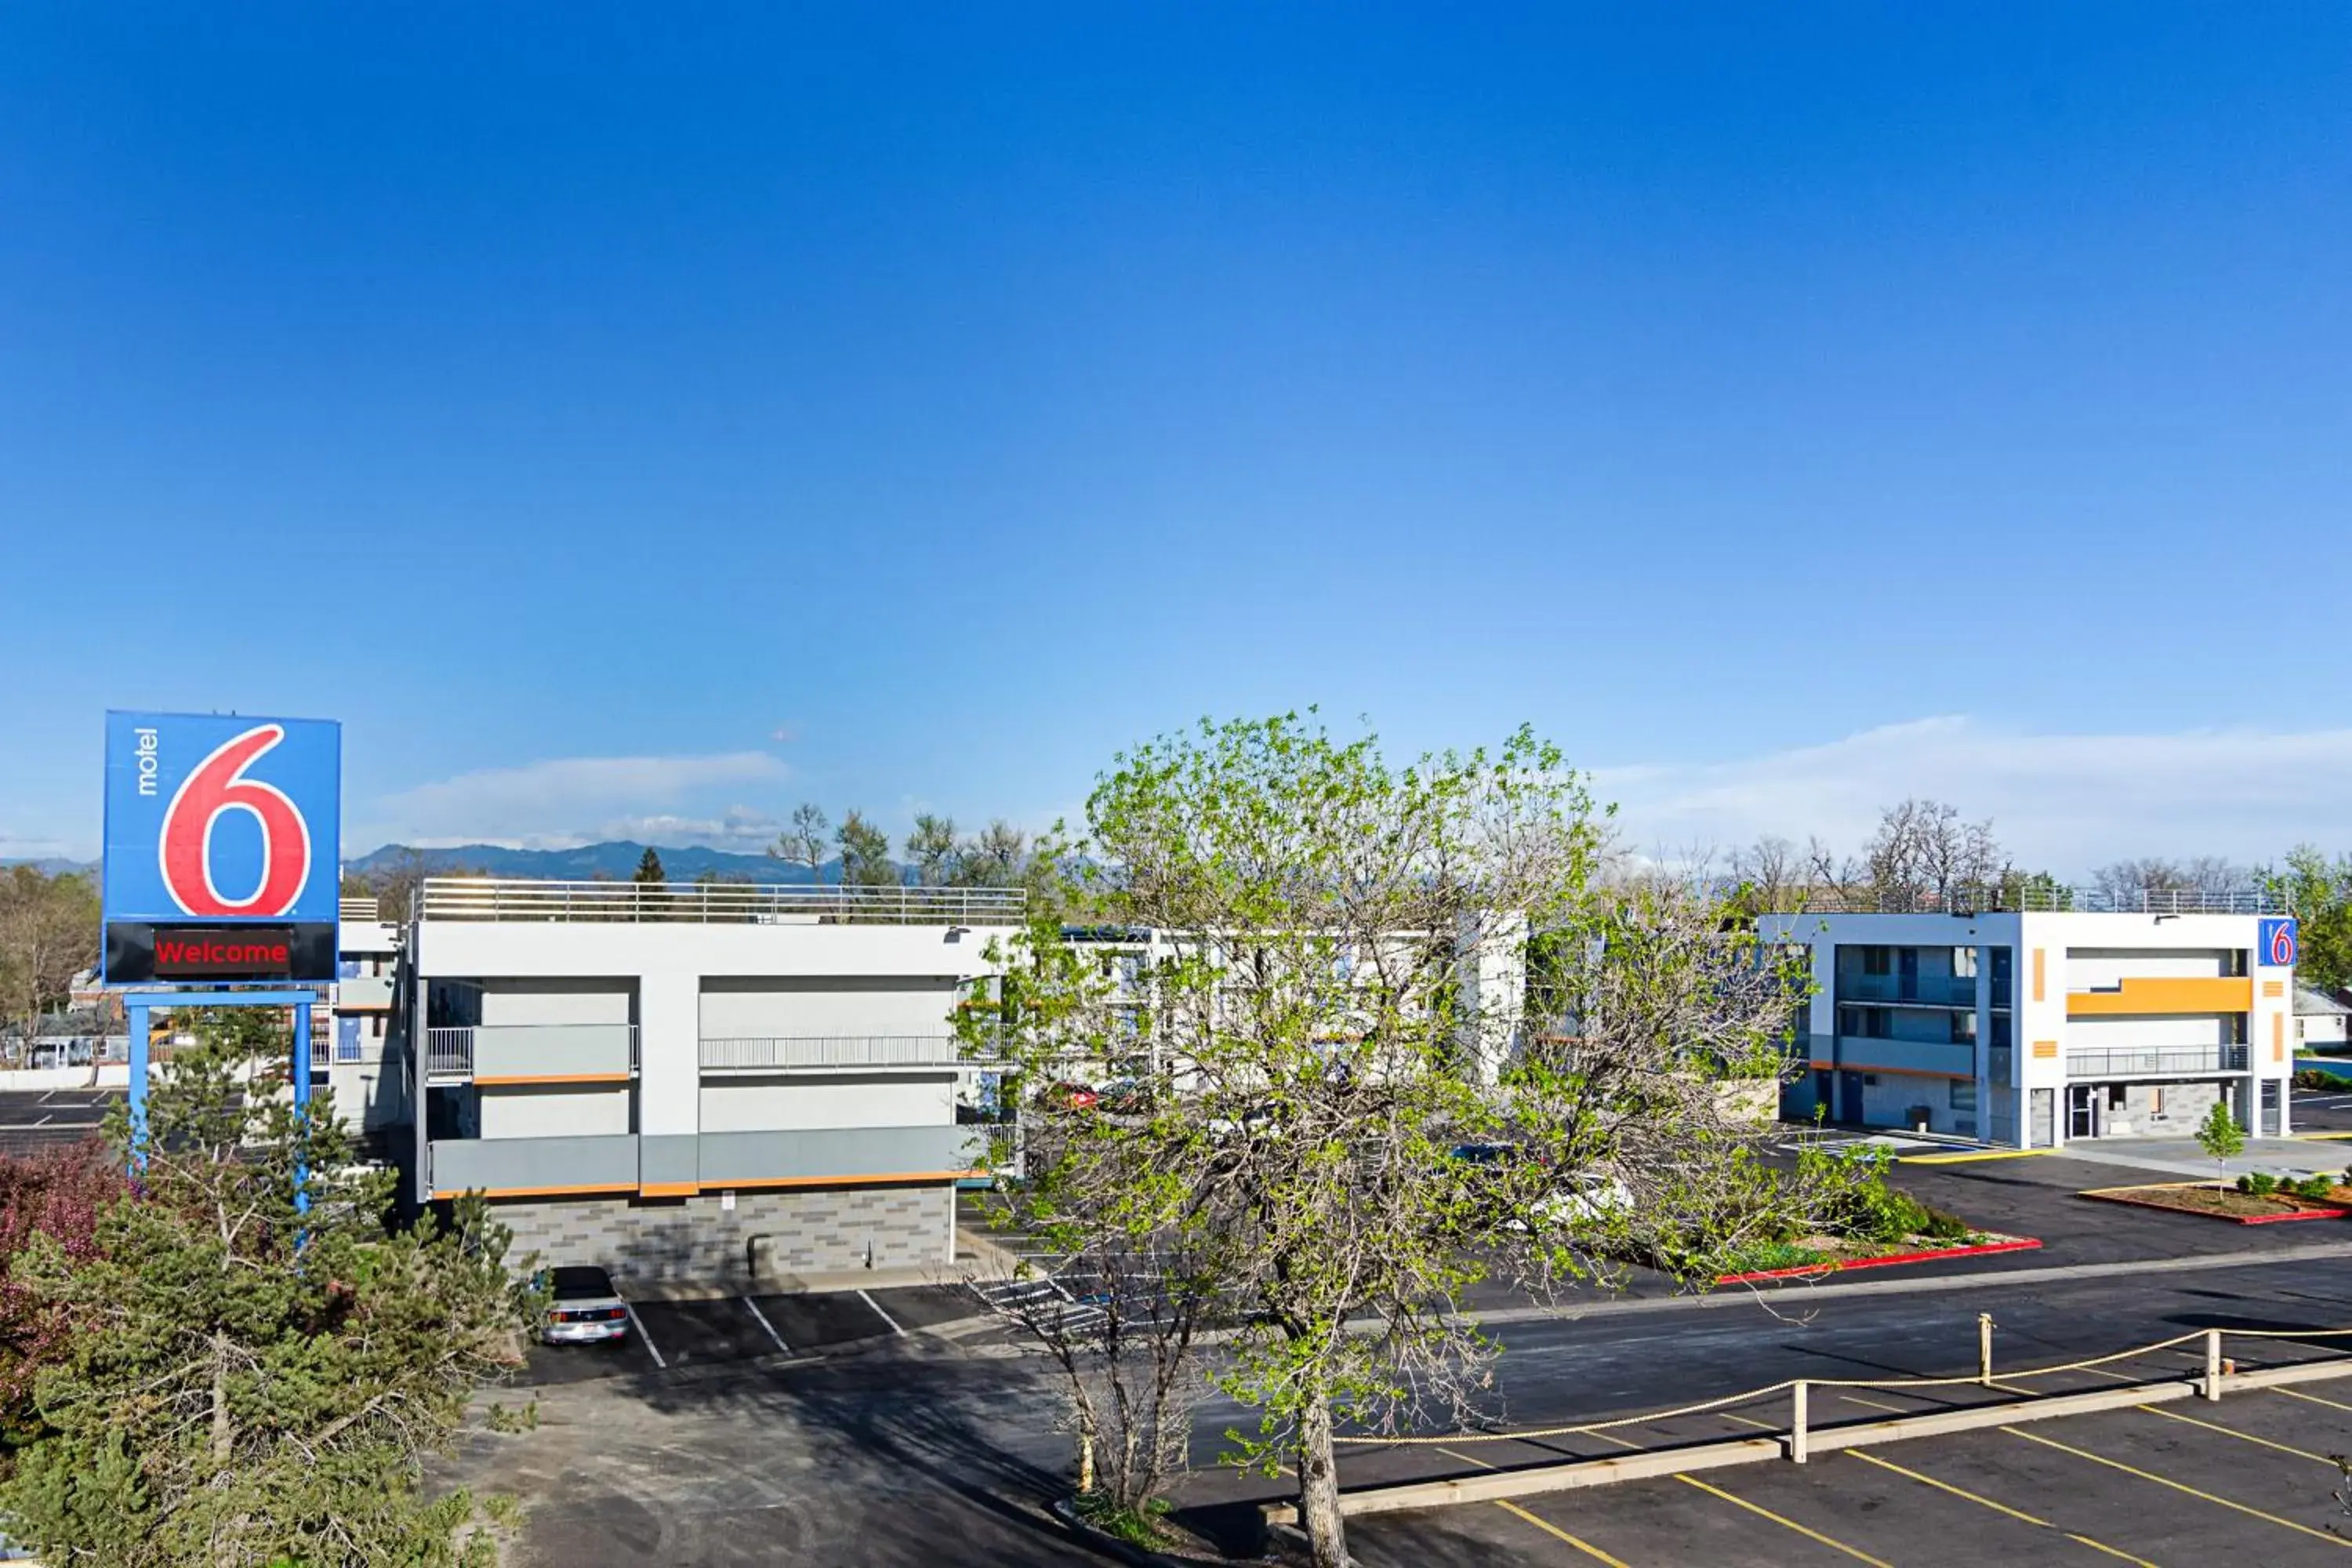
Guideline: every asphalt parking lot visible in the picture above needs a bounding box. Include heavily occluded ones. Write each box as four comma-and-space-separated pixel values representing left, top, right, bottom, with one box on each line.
1347, 1382, 2352, 1566
519, 1283, 983, 1385
0, 1088, 118, 1156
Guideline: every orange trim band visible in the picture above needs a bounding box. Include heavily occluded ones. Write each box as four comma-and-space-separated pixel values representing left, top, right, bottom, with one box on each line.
2032, 948, 2045, 1004
432, 1182, 638, 1200
700, 1170, 983, 1193
637, 1181, 697, 1198
1808, 1062, 1969, 1081
473, 1073, 634, 1086
2066, 977, 2252, 1017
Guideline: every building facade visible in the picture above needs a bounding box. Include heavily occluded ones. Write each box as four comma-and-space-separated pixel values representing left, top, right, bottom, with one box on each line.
394, 877, 1021, 1283
1759, 899, 2298, 1147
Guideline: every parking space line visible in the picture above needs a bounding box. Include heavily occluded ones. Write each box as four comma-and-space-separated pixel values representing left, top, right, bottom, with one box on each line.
2002, 1427, 2352, 1549
858, 1289, 904, 1335
742, 1296, 789, 1354
1673, 1475, 1893, 1566
2274, 1385, 2352, 1415
1836, 1392, 1915, 1415
2138, 1404, 2332, 1465
1494, 1500, 1635, 1566
1845, 1448, 2158, 1566
622, 1301, 668, 1369
1426, 1442, 1634, 1563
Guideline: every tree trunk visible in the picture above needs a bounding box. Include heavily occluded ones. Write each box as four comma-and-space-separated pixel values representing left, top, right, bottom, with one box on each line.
1296, 1392, 1349, 1567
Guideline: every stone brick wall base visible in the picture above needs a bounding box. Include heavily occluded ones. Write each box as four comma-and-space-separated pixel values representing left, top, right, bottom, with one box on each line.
490, 1181, 952, 1285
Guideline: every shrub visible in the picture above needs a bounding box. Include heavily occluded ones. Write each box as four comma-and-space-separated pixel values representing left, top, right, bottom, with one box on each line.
2235, 1175, 2256, 1194
2297, 1175, 2336, 1201
2245, 1173, 2279, 1197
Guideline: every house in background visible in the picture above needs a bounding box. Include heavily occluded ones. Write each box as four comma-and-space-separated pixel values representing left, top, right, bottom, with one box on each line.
2297, 985, 2351, 1053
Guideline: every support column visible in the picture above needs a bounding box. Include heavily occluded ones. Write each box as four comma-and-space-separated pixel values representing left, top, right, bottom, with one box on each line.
127, 1003, 149, 1170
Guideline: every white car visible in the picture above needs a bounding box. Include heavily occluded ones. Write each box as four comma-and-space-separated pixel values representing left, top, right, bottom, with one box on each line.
539, 1265, 630, 1345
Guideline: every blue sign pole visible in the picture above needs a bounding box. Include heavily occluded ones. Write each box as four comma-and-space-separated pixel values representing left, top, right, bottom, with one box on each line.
292, 1000, 312, 1217
126, 1003, 149, 1172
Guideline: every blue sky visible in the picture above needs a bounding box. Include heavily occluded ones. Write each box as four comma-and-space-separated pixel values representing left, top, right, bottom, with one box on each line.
4, 5, 2349, 872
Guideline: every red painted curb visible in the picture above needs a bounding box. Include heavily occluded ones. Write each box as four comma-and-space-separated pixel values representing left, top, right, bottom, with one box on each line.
1715, 1236, 2042, 1285
2078, 1189, 2352, 1226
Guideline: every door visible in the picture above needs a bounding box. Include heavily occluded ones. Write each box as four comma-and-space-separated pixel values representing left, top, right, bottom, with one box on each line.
2259, 1080, 2281, 1138
2030, 1088, 2055, 1148
2067, 1084, 2099, 1140
1839, 1073, 1864, 1124
1898, 949, 1919, 1002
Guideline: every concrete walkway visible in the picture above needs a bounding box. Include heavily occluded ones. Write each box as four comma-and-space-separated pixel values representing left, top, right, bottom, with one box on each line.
2046, 1134, 2344, 1183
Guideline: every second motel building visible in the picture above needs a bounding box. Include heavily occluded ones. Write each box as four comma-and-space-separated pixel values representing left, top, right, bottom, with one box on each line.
1759, 902, 2299, 1147
401, 877, 1022, 1283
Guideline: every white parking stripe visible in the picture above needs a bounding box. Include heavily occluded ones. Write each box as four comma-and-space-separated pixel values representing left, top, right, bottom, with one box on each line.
622, 1300, 667, 1368
858, 1289, 905, 1336
742, 1296, 790, 1354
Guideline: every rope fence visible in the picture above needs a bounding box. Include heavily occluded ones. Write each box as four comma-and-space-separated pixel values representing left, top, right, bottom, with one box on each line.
1336, 1323, 2352, 1447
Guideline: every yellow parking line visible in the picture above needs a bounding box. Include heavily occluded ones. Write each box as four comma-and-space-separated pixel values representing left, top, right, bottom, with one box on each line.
2002, 1426, 2352, 1549
2139, 1404, 2333, 1465
1494, 1500, 1635, 1567
2274, 1385, 2352, 1415
1428, 1444, 1634, 1566
1675, 1474, 1894, 1566
1900, 1149, 2056, 1165
1838, 1391, 1916, 1414
1846, 1449, 2160, 1566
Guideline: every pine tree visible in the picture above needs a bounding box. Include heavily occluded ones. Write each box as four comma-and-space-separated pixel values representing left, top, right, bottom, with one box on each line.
0, 1013, 532, 1566
633, 845, 666, 885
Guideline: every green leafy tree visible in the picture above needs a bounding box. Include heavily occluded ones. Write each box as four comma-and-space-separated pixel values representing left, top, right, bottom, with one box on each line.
967, 713, 1853, 1567
632, 846, 666, 885
0, 1013, 532, 1566
2268, 846, 2352, 995
0, 867, 100, 1047
2196, 1097, 2245, 1180
836, 810, 897, 887
905, 814, 960, 887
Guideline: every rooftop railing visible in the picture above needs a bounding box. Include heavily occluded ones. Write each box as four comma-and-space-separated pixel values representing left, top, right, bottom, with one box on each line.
1772, 885, 2281, 916
419, 877, 1026, 927
699, 1034, 981, 1073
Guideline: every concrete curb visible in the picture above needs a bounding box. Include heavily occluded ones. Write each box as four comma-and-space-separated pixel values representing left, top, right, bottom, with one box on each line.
1715, 1235, 2042, 1284
2078, 1183, 2352, 1226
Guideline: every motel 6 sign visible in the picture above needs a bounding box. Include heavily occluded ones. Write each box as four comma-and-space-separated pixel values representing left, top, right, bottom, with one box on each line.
2259, 917, 2299, 970
102, 711, 342, 984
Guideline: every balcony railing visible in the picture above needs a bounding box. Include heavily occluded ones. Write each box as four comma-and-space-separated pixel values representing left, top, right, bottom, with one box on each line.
419, 877, 1026, 927
1840, 975, 1980, 1007
2067, 1045, 2249, 1079
699, 1034, 977, 1073
423, 1022, 638, 1080
339, 895, 382, 922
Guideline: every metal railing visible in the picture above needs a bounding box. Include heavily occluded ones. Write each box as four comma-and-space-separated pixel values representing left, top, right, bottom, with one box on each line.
2067, 1045, 2249, 1079
419, 877, 1026, 926
424, 1027, 474, 1078
1772, 885, 2281, 916
339, 895, 382, 922
1839, 975, 1979, 1007
699, 1034, 978, 1073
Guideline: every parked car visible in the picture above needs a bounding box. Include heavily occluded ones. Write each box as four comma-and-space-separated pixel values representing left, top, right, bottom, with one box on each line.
1036, 1080, 1102, 1112
539, 1265, 630, 1346
1446, 1142, 1631, 1229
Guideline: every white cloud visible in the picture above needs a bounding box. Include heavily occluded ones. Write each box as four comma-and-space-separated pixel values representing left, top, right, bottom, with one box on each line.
360, 752, 789, 851
1597, 717, 2352, 875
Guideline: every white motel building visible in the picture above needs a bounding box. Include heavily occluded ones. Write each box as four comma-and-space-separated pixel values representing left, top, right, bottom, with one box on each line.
388, 877, 1022, 1284
1758, 893, 2300, 1148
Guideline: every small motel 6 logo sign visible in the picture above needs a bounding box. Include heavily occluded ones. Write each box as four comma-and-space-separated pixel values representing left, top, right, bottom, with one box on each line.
2259, 917, 2299, 968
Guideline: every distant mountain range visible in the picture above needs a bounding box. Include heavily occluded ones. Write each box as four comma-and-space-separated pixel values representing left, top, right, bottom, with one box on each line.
346, 840, 861, 884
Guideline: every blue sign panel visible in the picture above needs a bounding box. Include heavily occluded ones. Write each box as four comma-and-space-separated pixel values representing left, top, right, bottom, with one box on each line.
2259, 917, 2299, 969
103, 712, 341, 928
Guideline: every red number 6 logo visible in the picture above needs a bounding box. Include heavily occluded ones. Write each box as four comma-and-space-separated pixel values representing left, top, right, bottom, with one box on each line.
158, 724, 313, 917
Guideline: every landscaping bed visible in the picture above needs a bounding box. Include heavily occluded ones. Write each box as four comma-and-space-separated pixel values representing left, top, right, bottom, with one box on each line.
1715, 1231, 2040, 1284
2079, 1179, 2352, 1225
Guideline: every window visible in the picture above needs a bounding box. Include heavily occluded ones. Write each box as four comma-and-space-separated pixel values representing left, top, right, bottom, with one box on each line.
1949, 1011, 1977, 1044
2108, 1084, 2128, 1111
2151, 1087, 2167, 1118
1839, 1006, 1894, 1039
1953, 947, 1979, 978
1862, 1074, 1879, 1087
1862, 946, 1892, 977
1950, 1080, 1977, 1111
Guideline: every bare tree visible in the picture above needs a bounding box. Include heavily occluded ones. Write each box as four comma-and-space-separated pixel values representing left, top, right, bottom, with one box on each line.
2093, 856, 2248, 907
771, 803, 831, 886
1854, 799, 2007, 909
1728, 834, 1807, 912
963, 1152, 1217, 1534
